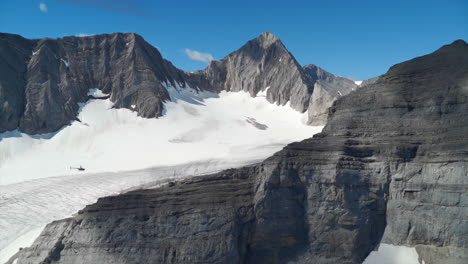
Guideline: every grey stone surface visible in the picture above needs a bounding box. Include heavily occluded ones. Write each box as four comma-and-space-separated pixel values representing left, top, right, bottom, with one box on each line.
14, 40, 468, 263
0, 32, 189, 134
0, 31, 356, 134
314, 39, 468, 263
303, 64, 357, 125
360, 76, 379, 87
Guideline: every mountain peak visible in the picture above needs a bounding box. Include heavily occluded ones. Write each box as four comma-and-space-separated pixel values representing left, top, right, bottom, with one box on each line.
386, 39, 468, 78
261, 30, 275, 37
256, 30, 280, 47
436, 38, 468, 53
450, 39, 467, 46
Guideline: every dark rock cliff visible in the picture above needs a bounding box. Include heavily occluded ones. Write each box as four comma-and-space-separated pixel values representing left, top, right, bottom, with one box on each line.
0, 31, 355, 134
13, 40, 468, 263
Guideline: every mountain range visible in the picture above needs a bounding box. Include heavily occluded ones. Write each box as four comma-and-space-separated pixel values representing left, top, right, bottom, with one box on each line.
0, 31, 357, 135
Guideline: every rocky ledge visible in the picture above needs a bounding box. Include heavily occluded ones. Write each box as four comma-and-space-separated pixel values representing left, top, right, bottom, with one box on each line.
13, 40, 468, 264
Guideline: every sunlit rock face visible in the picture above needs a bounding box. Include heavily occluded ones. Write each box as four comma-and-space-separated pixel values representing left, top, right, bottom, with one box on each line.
12, 40, 468, 264
187, 31, 357, 125
303, 64, 357, 125
188, 31, 315, 113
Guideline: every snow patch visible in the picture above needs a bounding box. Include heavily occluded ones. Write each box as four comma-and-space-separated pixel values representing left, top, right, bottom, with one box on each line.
76, 33, 94, 37
257, 86, 270, 97
363, 243, 422, 264
87, 88, 108, 97
60, 58, 69, 68
131, 104, 136, 109
355, 80, 363, 86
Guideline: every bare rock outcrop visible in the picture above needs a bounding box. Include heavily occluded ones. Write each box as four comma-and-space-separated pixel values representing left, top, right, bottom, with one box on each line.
303, 64, 357, 125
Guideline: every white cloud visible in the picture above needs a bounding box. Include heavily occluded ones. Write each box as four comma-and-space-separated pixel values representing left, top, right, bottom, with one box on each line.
184, 49, 214, 63
39, 2, 48, 13
76, 33, 92, 37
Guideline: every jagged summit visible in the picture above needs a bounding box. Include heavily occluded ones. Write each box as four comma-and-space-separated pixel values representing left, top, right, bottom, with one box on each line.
192, 32, 357, 124
189, 30, 317, 113
261, 30, 274, 36
256, 30, 280, 47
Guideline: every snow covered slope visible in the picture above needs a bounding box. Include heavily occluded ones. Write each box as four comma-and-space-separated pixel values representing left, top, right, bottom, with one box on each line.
0, 87, 322, 262
0, 87, 321, 185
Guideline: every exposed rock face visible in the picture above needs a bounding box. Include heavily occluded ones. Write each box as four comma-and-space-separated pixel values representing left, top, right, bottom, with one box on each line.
189, 31, 315, 112
0, 31, 355, 134
303, 64, 357, 125
0, 32, 190, 134
14, 40, 468, 263
0, 33, 33, 132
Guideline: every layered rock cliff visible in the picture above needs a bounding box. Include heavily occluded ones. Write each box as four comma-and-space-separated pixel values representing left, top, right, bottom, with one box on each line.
13, 40, 468, 263
0, 31, 355, 134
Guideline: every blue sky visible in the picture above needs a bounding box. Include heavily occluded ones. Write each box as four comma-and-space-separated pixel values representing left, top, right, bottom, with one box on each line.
1, 0, 467, 80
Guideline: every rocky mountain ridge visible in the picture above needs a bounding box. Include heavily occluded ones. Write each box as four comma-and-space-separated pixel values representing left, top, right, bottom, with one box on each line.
0, 32, 187, 134
0, 31, 356, 134
12, 40, 468, 263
